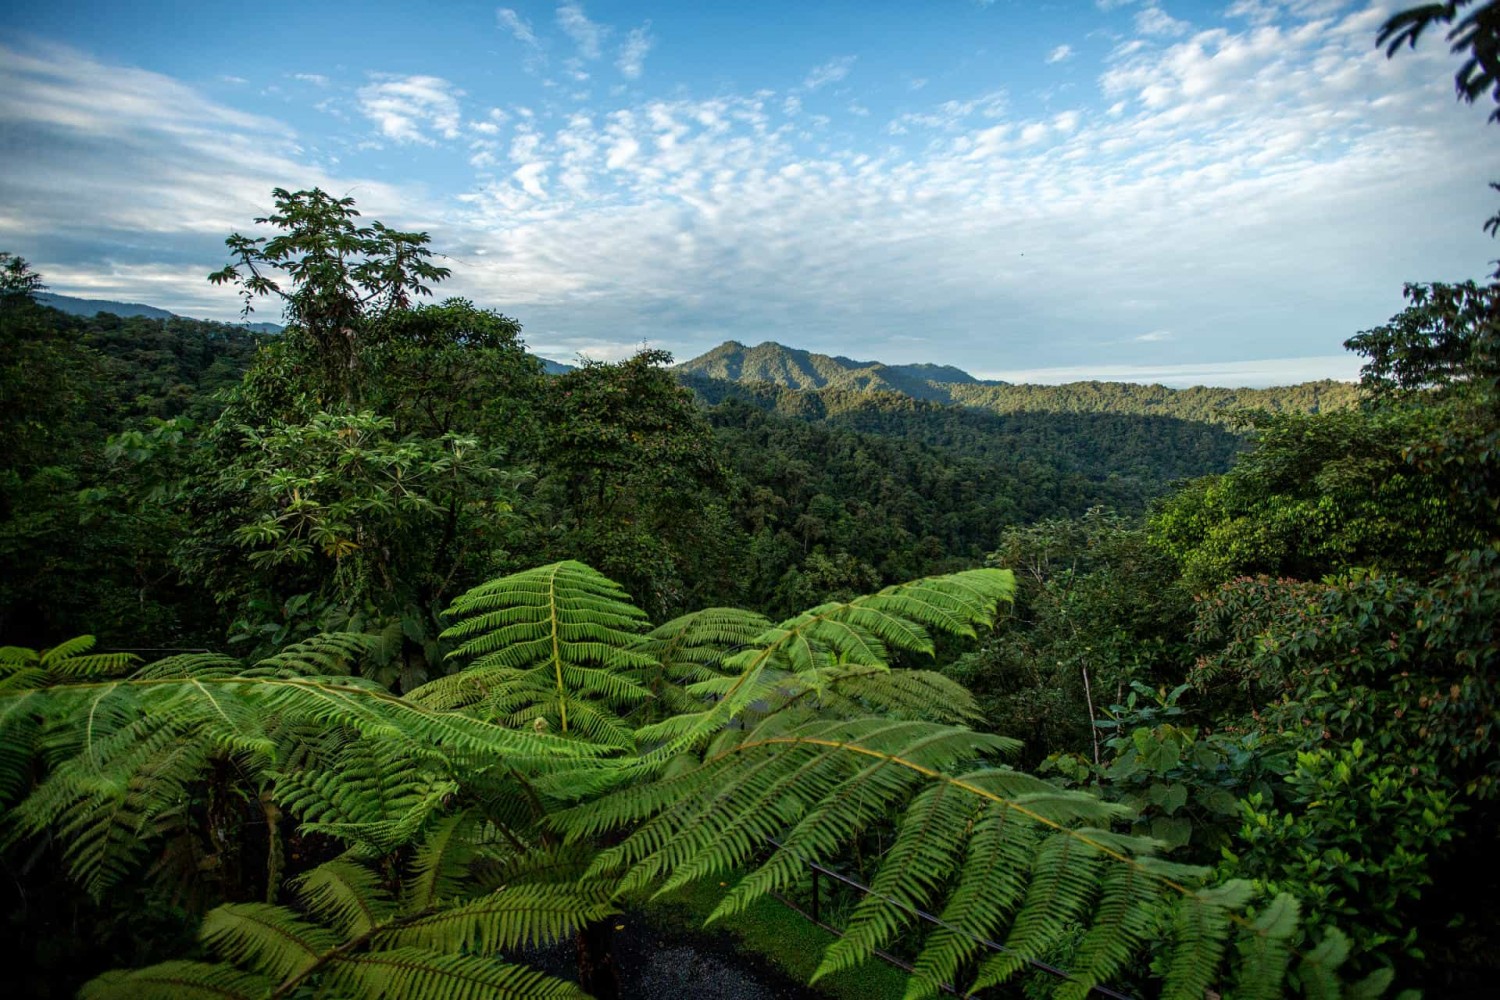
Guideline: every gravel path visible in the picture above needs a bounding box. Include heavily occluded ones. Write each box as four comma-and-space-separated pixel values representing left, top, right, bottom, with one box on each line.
525, 908, 826, 999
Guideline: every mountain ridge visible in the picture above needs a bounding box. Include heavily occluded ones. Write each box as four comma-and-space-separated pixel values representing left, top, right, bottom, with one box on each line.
675, 339, 1362, 424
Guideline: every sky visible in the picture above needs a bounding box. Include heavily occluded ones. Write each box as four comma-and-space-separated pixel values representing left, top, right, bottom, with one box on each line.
1, 1, 1495, 386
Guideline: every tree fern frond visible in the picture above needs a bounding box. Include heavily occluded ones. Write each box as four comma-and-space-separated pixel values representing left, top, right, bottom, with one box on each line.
970, 832, 1106, 989
627, 569, 1015, 768
403, 810, 481, 912
380, 883, 617, 952
80, 961, 276, 1000
275, 737, 457, 853
431, 561, 657, 739
1230, 892, 1300, 1000
251, 631, 374, 677
198, 902, 341, 980
323, 948, 590, 1000
1158, 880, 1254, 1000
293, 857, 397, 938
133, 653, 245, 680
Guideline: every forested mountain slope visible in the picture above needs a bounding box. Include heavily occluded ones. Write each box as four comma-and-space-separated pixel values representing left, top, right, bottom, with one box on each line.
676, 339, 1360, 423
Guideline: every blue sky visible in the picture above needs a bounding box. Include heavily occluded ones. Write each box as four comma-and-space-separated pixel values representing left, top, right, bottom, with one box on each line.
1, 1, 1495, 385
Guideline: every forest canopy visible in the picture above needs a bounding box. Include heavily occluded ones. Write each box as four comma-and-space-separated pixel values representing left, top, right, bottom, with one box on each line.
1, 4, 1498, 998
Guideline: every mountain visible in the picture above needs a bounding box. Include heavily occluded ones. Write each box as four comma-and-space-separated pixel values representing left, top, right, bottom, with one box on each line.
676, 340, 1360, 424
674, 340, 991, 401
538, 357, 576, 375
38, 293, 177, 321
38, 292, 284, 333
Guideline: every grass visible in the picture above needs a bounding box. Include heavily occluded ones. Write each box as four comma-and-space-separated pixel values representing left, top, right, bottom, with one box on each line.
644, 877, 912, 1000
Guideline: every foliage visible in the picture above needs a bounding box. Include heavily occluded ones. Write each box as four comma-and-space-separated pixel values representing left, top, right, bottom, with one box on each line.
209, 188, 451, 401
1222, 740, 1458, 973
3, 559, 1392, 998
83, 828, 607, 1000
535, 350, 729, 619
1149, 407, 1475, 590
947, 510, 1193, 765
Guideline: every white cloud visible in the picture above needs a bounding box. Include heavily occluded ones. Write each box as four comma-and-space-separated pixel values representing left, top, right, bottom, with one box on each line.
1135, 329, 1172, 342
1047, 44, 1075, 64
557, 2, 607, 60
976, 356, 1359, 388
804, 55, 856, 91
357, 74, 464, 144
616, 23, 653, 79
5, 6, 1497, 380
1135, 4, 1191, 37
292, 73, 330, 86
497, 8, 540, 47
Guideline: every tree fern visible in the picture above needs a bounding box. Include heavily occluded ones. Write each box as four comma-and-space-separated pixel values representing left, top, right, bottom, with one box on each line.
83, 826, 609, 1000
417, 560, 658, 747
623, 569, 1015, 771
1, 656, 598, 896
553, 712, 1384, 998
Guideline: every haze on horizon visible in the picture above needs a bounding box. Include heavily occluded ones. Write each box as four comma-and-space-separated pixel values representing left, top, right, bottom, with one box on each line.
1, 0, 1494, 387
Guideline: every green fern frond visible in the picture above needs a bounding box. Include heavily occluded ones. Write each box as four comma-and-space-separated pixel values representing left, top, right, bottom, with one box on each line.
275, 738, 457, 852
323, 948, 590, 1000
1230, 892, 1300, 1000
428, 561, 658, 739
1158, 880, 1254, 1000
1, 636, 139, 685
199, 902, 341, 980
79, 961, 276, 1000
132, 653, 245, 679
381, 882, 617, 952
293, 857, 397, 938
625, 569, 1015, 770
403, 810, 483, 912
251, 631, 374, 676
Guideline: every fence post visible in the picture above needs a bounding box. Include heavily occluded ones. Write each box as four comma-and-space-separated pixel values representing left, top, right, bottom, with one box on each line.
811, 866, 820, 924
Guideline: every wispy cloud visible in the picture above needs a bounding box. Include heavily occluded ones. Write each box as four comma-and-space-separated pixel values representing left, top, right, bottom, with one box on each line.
976, 356, 1360, 388
3, 3, 1495, 380
616, 22, 653, 79
1135, 4, 1190, 37
557, 2, 607, 61
357, 74, 465, 144
1046, 44, 1074, 64
496, 7, 540, 48
803, 55, 856, 91
292, 72, 330, 86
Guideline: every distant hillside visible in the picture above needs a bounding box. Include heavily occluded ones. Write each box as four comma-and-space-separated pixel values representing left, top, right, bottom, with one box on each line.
675, 340, 988, 401
39, 293, 176, 321
538, 357, 576, 375
39, 292, 284, 333
676, 340, 1359, 424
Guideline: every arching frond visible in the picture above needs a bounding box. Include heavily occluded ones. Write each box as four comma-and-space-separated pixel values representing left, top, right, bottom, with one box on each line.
552, 714, 1372, 999
251, 631, 375, 676
625, 568, 1015, 773
85, 835, 596, 1000
80, 961, 276, 1000
198, 902, 341, 981
420, 561, 658, 741
322, 948, 589, 1000
293, 857, 397, 938
380, 883, 617, 952
1, 672, 598, 894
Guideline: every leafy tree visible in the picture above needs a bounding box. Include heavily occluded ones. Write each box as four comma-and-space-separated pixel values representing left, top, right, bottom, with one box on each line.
536, 350, 731, 618
209, 188, 451, 402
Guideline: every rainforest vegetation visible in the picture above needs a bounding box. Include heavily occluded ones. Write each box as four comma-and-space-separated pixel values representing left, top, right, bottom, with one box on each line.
2, 4, 1498, 998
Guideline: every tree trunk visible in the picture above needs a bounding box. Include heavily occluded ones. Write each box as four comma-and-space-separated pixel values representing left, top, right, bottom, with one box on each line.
576, 918, 620, 1000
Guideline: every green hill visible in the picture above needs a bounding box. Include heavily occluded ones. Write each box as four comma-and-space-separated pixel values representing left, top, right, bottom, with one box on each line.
675, 340, 1359, 424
